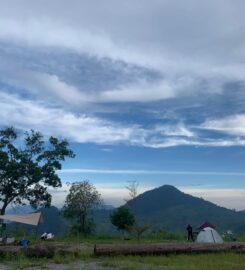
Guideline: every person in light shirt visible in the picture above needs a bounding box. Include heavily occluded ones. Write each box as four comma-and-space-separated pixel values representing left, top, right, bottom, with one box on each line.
40, 232, 54, 240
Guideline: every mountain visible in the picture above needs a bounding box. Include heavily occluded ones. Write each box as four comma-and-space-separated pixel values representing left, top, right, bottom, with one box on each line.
36, 206, 69, 235
6, 185, 245, 235
124, 185, 245, 234
6, 206, 68, 236
6, 205, 34, 215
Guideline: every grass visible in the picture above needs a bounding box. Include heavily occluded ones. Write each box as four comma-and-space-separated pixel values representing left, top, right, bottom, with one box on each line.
1, 249, 245, 269
1, 234, 245, 269
95, 253, 245, 270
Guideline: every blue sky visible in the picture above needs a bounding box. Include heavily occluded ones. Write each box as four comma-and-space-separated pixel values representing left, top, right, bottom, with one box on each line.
1, 0, 245, 209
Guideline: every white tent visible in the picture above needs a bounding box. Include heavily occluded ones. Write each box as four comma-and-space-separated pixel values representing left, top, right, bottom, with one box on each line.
0, 212, 43, 226
196, 227, 223, 244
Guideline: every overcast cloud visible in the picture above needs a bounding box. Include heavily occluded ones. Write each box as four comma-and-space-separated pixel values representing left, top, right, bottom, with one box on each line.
0, 0, 245, 147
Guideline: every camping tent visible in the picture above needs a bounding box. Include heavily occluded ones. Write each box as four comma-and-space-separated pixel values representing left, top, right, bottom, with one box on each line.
0, 212, 43, 226
196, 227, 223, 243
198, 221, 215, 230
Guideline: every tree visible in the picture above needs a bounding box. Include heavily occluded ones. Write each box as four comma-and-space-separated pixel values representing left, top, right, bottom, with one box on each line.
110, 206, 135, 235
63, 181, 102, 234
124, 181, 150, 242
0, 127, 75, 215
125, 181, 139, 208
125, 224, 151, 242
125, 181, 139, 201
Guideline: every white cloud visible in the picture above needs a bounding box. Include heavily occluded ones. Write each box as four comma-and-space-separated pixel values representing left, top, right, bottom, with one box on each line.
1, 0, 245, 78
29, 73, 88, 105
59, 168, 245, 176
142, 137, 245, 148
99, 76, 211, 103
154, 124, 195, 137
3, 70, 88, 105
0, 91, 146, 144
1, 0, 245, 110
101, 80, 176, 102
201, 114, 245, 136
2, 91, 245, 148
0, 17, 152, 68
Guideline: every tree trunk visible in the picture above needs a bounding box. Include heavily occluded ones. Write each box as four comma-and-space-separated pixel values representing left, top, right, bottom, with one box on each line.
81, 214, 86, 234
0, 202, 8, 215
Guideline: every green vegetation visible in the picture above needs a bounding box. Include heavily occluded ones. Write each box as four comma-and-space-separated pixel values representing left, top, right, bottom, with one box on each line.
0, 229, 244, 269
0, 126, 74, 215
110, 207, 135, 236
1, 241, 245, 270
63, 181, 102, 235
96, 253, 245, 270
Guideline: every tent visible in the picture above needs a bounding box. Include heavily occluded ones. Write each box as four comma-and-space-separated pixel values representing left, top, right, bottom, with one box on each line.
198, 221, 215, 230
0, 212, 43, 226
196, 227, 223, 244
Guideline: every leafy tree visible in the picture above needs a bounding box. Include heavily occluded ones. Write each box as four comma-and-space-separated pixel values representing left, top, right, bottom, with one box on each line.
63, 181, 102, 234
0, 127, 75, 215
110, 206, 135, 235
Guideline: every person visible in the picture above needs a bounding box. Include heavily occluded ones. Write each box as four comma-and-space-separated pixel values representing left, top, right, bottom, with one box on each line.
40, 232, 48, 240
186, 224, 194, 241
46, 232, 54, 240
40, 232, 54, 240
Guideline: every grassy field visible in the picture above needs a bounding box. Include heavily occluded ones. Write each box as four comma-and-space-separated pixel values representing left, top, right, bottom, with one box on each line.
0, 238, 245, 270
0, 233, 245, 269
1, 250, 245, 270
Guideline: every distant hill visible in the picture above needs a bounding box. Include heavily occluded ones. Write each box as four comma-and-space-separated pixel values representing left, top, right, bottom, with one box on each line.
124, 185, 245, 234
6, 205, 34, 215
5, 185, 245, 235
6, 206, 68, 236
36, 206, 69, 235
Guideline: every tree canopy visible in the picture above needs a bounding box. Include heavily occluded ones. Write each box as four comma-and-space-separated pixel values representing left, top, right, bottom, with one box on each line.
110, 206, 135, 233
0, 127, 75, 215
63, 180, 102, 234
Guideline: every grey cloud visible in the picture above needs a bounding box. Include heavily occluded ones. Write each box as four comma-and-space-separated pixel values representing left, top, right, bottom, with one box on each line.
1, 1, 245, 68
0, 0, 245, 149
1, 91, 245, 148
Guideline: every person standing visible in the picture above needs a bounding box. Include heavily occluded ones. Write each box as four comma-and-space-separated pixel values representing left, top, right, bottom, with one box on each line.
186, 224, 194, 241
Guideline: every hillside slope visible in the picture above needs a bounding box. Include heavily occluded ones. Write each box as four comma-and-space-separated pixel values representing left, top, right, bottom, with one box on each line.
125, 185, 245, 233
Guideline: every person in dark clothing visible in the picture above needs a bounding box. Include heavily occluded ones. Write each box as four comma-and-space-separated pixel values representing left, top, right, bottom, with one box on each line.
186, 224, 194, 241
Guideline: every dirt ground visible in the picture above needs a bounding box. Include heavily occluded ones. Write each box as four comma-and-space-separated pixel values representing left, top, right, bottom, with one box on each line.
0, 260, 133, 270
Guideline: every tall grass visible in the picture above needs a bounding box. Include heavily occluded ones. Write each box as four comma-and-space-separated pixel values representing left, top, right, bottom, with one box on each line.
96, 253, 245, 270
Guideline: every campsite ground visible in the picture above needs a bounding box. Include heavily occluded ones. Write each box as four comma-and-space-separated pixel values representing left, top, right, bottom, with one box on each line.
1, 239, 245, 270
1, 251, 245, 270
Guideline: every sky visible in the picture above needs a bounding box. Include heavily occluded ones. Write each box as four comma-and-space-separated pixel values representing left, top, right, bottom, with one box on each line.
1, 0, 245, 210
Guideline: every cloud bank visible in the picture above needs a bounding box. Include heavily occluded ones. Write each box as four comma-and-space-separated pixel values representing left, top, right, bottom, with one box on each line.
0, 0, 245, 148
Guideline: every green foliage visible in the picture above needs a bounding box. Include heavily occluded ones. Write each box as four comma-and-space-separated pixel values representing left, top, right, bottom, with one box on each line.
2, 243, 245, 270
110, 207, 135, 233
0, 127, 74, 215
69, 218, 96, 236
63, 181, 102, 235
